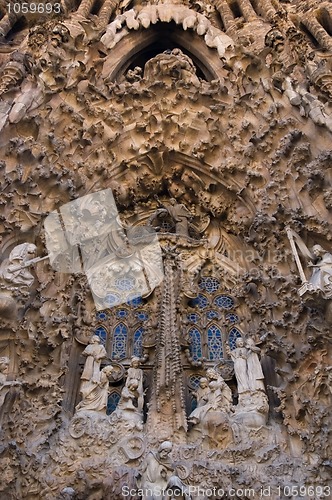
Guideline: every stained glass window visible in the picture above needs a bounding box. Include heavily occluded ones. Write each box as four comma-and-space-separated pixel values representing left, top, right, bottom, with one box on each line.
191, 294, 209, 309
207, 324, 223, 360
133, 327, 144, 357
199, 277, 220, 294
187, 313, 200, 323
188, 374, 203, 389
96, 311, 108, 321
189, 328, 202, 360
206, 310, 219, 320
214, 295, 234, 309
225, 313, 239, 324
127, 296, 143, 308
116, 309, 128, 319
135, 311, 149, 321
107, 391, 120, 415
229, 327, 242, 350
95, 326, 107, 345
112, 322, 127, 359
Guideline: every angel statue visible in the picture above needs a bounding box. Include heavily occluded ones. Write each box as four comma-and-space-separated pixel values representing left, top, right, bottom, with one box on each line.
286, 227, 332, 299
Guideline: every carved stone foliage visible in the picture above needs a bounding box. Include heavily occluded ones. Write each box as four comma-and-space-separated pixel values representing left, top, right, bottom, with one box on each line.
0, 0, 331, 498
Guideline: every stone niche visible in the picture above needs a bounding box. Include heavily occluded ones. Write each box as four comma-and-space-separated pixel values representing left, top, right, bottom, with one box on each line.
0, 1, 331, 499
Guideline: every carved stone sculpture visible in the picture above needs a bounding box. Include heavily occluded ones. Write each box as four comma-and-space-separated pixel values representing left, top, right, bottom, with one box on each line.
75, 364, 115, 413
137, 441, 191, 500
155, 198, 192, 237
0, 243, 37, 287
308, 244, 332, 298
188, 377, 209, 424
125, 356, 144, 413
226, 338, 250, 394
246, 338, 265, 393
80, 335, 108, 383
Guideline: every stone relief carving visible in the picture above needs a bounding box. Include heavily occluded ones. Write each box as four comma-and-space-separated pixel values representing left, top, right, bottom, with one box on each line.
75, 365, 115, 414
137, 441, 192, 500
0, 0, 331, 497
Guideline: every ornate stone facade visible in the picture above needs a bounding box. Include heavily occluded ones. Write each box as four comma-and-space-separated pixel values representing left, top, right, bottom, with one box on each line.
0, 0, 331, 498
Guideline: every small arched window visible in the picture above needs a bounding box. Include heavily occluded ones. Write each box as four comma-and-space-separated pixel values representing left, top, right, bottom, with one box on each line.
207, 324, 223, 360
112, 322, 128, 360
187, 277, 240, 362
189, 328, 203, 361
107, 391, 121, 415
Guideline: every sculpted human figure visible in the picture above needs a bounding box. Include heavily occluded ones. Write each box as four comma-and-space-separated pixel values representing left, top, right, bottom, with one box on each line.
154, 197, 192, 237
126, 356, 144, 412
189, 370, 233, 426
76, 365, 115, 413
0, 357, 21, 409
308, 244, 332, 296
1, 243, 37, 287
246, 338, 265, 392
226, 338, 250, 394
138, 441, 191, 500
206, 368, 233, 413
188, 377, 209, 424
81, 335, 107, 384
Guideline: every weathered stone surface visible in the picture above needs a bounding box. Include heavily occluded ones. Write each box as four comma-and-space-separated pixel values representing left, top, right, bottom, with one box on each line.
0, 1, 331, 498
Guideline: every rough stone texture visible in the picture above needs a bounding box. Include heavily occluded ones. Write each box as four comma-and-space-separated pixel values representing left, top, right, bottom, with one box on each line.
0, 0, 331, 499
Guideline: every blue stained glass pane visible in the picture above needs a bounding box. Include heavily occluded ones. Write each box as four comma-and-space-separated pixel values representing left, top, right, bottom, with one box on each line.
115, 276, 136, 291
127, 296, 143, 308
189, 375, 202, 389
96, 311, 108, 321
105, 293, 120, 307
225, 313, 239, 324
207, 324, 223, 360
229, 328, 242, 350
95, 326, 107, 345
189, 328, 202, 360
214, 295, 234, 309
117, 309, 128, 318
206, 310, 219, 320
199, 277, 220, 294
133, 327, 144, 357
135, 311, 149, 321
187, 313, 199, 323
107, 392, 120, 415
112, 322, 127, 359
191, 294, 209, 310
190, 396, 198, 413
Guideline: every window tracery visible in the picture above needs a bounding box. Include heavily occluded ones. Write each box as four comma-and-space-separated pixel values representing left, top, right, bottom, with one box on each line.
187, 277, 242, 361
94, 296, 149, 361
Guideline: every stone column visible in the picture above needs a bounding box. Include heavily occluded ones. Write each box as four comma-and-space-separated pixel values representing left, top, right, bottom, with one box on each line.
301, 15, 332, 52
76, 0, 95, 17
146, 249, 187, 442
0, 13, 18, 39
98, 0, 121, 28
211, 0, 236, 32
238, 0, 258, 22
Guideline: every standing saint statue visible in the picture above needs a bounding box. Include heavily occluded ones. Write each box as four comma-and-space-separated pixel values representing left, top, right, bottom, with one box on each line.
226, 338, 266, 396
246, 338, 265, 392
226, 338, 250, 394
81, 335, 107, 384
